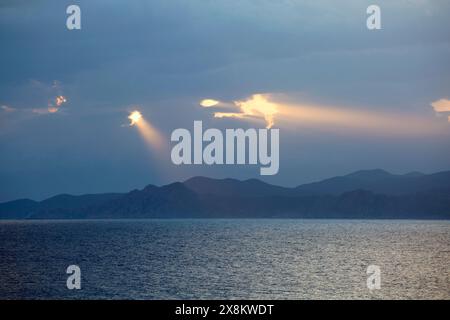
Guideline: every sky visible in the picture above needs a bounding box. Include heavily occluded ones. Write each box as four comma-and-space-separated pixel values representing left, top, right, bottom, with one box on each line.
0, 0, 449, 201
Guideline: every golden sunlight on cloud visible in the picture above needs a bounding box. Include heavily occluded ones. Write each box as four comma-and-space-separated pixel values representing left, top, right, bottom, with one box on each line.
55, 95, 67, 107
235, 94, 278, 129
200, 94, 278, 128
48, 95, 67, 112
200, 99, 220, 107
431, 99, 450, 112
202, 93, 447, 136
279, 101, 445, 136
431, 99, 450, 122
32, 95, 68, 114
128, 110, 164, 150
128, 110, 143, 126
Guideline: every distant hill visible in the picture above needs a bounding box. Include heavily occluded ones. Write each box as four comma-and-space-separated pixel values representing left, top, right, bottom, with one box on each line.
0, 199, 38, 219
184, 176, 295, 197
295, 169, 450, 196
1, 169, 449, 219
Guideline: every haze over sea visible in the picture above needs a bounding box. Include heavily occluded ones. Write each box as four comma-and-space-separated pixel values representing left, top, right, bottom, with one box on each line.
0, 219, 449, 299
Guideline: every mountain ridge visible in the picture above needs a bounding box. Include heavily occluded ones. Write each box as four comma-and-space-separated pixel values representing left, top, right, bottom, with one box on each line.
1, 169, 449, 219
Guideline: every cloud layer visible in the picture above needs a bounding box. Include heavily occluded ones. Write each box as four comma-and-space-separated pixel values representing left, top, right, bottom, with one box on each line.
0, 0, 449, 201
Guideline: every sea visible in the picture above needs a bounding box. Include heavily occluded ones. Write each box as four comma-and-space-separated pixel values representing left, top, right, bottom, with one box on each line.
0, 219, 449, 299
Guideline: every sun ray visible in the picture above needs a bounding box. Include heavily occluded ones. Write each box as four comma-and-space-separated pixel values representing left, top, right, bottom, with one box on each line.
128, 110, 164, 150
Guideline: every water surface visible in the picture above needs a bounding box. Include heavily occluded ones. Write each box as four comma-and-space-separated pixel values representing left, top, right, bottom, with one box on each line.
0, 219, 449, 299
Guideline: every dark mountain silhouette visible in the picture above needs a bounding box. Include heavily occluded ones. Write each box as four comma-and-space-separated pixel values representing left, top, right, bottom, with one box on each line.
294, 169, 450, 196
0, 199, 38, 219
90, 182, 205, 219
1, 169, 449, 219
184, 176, 295, 197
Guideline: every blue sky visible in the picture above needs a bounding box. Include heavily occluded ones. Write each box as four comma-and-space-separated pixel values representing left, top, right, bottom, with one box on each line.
0, 0, 449, 201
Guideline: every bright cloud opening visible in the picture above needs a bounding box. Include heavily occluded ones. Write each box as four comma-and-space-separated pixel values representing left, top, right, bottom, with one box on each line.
128, 110, 164, 150
128, 110, 143, 126
200, 94, 279, 128
55, 95, 67, 107
202, 93, 447, 136
200, 99, 220, 107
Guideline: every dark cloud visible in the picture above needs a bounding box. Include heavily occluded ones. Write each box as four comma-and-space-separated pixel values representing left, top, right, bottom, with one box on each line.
0, 0, 449, 201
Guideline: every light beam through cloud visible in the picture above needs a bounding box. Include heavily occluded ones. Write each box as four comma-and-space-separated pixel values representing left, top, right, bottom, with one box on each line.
128, 110, 164, 150
202, 93, 448, 135
200, 94, 278, 128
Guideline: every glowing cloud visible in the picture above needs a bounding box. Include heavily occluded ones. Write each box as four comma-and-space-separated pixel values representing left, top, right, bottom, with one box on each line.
234, 94, 278, 129
128, 110, 164, 150
431, 99, 450, 112
55, 95, 67, 107
200, 94, 279, 128
128, 110, 143, 126
200, 99, 220, 107
202, 93, 446, 135
48, 95, 67, 113
4, 80, 69, 116
32, 95, 68, 114
431, 99, 450, 122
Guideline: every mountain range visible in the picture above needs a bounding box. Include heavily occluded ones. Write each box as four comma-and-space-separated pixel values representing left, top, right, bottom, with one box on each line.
1, 169, 449, 219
